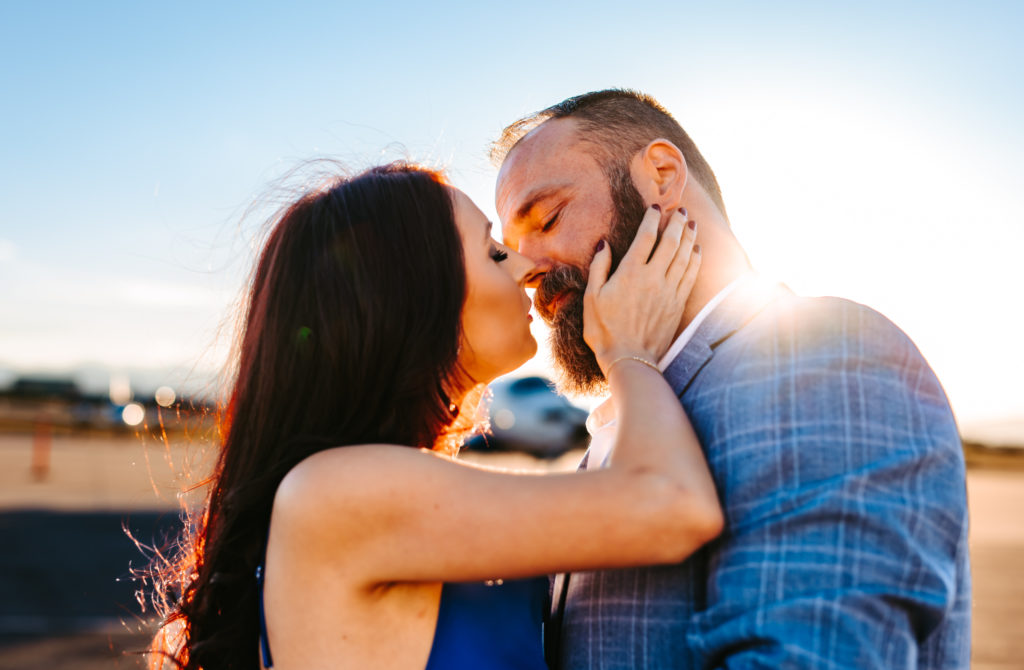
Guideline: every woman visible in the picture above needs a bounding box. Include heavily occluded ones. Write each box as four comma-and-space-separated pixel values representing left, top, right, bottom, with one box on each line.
152, 162, 720, 669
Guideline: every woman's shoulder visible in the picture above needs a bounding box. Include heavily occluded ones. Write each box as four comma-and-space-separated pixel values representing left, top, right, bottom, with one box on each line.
273, 444, 443, 524
286, 442, 436, 476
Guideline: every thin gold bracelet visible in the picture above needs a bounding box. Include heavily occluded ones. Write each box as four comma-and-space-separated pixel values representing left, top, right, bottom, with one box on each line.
605, 355, 661, 377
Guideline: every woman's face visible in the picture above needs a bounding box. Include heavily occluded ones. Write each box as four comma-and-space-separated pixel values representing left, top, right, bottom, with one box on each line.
452, 189, 538, 385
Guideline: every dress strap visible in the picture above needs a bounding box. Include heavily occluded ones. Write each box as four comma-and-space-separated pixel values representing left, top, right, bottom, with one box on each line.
256, 528, 274, 668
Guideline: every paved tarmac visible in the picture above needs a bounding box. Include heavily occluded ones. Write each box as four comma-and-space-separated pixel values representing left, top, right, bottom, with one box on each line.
0, 510, 182, 631
0, 510, 181, 669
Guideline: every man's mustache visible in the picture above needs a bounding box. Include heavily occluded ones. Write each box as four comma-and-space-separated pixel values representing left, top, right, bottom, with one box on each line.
535, 264, 587, 323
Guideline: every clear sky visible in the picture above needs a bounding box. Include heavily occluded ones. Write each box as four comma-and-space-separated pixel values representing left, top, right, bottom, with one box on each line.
1, 1, 1021, 430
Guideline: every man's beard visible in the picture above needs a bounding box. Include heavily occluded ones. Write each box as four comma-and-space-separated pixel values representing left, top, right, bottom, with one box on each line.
536, 167, 647, 396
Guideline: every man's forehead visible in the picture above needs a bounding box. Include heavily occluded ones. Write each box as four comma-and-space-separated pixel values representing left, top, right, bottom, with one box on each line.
502, 119, 579, 171
496, 119, 587, 218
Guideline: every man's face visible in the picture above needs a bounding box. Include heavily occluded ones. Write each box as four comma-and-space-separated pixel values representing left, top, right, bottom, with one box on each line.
496, 118, 646, 395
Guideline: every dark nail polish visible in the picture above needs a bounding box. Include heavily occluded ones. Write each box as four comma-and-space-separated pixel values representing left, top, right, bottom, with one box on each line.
694, 244, 702, 254
651, 204, 661, 212
688, 220, 696, 230
595, 239, 606, 252
679, 207, 688, 218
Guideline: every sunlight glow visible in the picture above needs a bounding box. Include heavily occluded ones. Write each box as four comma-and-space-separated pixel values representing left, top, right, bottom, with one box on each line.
694, 86, 1024, 422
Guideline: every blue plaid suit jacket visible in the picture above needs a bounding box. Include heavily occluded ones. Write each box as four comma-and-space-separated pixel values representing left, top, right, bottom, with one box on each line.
548, 277, 971, 669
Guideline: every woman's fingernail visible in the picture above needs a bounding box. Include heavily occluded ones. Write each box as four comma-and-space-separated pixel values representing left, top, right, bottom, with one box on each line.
694, 244, 702, 254
595, 239, 606, 252
652, 204, 661, 212
688, 220, 696, 230
679, 207, 688, 218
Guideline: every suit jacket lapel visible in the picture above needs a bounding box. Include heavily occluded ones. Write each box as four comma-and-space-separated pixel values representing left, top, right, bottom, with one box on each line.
546, 571, 569, 665
663, 276, 788, 395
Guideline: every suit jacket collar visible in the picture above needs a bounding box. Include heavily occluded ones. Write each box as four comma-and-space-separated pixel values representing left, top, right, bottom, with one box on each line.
663, 275, 789, 395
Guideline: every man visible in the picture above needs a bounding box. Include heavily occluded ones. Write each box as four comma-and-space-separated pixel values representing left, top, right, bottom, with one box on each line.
493, 89, 971, 669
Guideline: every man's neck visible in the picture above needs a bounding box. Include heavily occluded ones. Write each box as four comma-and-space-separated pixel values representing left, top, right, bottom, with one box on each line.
673, 226, 751, 340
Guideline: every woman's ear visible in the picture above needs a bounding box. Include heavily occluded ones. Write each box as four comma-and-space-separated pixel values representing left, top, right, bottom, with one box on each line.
629, 139, 688, 211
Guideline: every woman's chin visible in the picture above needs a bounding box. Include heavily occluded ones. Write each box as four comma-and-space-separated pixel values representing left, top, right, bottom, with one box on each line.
525, 336, 538, 360
494, 343, 539, 382
468, 334, 539, 386
515, 337, 538, 370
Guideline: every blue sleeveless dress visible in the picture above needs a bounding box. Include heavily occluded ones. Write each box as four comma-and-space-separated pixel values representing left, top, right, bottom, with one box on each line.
257, 562, 548, 669
423, 578, 549, 669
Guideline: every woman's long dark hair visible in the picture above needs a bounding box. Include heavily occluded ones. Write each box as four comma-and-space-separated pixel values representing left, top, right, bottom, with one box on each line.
150, 163, 470, 669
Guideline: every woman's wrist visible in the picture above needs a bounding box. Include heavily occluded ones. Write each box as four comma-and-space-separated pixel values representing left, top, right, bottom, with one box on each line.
605, 355, 661, 378
596, 348, 660, 377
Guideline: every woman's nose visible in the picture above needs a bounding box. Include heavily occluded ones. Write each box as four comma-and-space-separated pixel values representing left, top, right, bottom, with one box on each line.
508, 247, 541, 287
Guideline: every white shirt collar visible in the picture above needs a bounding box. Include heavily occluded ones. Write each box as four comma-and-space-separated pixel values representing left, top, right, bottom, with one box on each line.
583, 272, 753, 469
655, 272, 752, 370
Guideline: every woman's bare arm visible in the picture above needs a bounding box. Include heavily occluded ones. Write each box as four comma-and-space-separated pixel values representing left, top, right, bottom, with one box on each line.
272, 206, 722, 585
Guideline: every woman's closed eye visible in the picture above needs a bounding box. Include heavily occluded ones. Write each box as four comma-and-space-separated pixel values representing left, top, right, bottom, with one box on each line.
490, 246, 509, 262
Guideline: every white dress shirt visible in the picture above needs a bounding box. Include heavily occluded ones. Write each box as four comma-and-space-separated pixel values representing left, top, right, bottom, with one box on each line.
583, 273, 751, 470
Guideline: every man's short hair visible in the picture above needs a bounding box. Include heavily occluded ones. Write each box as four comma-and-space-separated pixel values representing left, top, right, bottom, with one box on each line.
492, 89, 727, 220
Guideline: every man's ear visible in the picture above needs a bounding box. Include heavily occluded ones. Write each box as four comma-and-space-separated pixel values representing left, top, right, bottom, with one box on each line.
629, 139, 688, 210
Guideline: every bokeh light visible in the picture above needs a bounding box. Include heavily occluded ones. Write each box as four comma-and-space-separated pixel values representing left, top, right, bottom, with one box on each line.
121, 403, 145, 427
494, 409, 516, 430
108, 374, 131, 406
154, 386, 176, 408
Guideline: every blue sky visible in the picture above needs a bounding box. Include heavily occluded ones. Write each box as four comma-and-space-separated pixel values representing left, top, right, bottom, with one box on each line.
1, 1, 1022, 429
